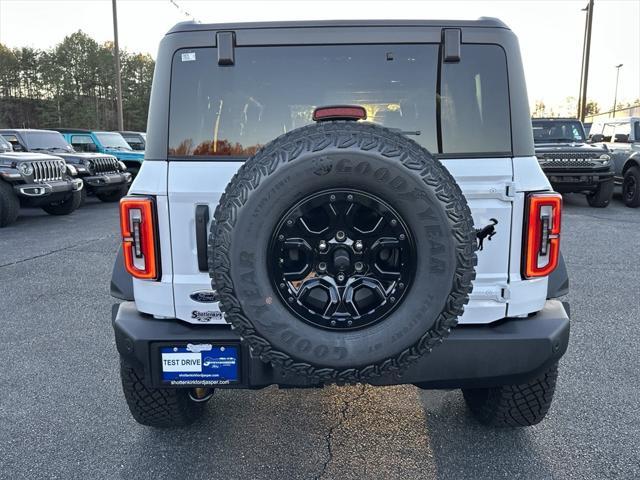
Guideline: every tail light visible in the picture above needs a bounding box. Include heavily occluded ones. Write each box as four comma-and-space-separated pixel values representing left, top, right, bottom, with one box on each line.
523, 193, 562, 278
120, 196, 159, 280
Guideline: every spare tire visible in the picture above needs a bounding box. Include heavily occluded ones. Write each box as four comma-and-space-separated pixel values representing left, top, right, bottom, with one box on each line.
209, 122, 476, 382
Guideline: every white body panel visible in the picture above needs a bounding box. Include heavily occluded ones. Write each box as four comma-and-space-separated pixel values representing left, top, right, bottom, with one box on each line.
167, 161, 243, 323
440, 158, 513, 323
131, 155, 552, 325
130, 162, 175, 318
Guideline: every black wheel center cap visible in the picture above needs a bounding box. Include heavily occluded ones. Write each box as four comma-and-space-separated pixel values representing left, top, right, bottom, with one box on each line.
333, 248, 351, 271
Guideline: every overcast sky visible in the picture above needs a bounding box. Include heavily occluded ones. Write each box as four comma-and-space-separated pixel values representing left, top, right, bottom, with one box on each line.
1, 0, 638, 111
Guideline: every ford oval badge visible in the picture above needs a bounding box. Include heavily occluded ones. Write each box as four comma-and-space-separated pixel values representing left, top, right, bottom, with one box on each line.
189, 290, 217, 303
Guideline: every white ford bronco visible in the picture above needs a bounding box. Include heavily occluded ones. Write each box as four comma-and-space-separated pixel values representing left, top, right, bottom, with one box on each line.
111, 18, 570, 428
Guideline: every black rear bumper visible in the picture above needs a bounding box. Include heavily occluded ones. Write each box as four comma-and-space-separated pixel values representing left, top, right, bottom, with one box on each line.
112, 300, 570, 390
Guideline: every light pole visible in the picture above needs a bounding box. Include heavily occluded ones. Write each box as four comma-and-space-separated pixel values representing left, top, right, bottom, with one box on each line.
112, 0, 124, 130
577, 0, 594, 122
611, 63, 623, 118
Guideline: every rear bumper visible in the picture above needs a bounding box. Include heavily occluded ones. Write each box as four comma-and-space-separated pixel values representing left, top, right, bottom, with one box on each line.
112, 300, 570, 390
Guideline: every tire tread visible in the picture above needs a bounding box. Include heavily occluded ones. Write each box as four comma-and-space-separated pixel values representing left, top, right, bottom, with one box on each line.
209, 121, 477, 382
462, 363, 558, 427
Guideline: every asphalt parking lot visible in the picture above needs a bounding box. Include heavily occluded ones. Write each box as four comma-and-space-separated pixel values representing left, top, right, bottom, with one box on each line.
1, 193, 639, 480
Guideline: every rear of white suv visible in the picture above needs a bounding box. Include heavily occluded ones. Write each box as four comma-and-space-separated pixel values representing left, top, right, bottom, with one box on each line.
111, 19, 570, 428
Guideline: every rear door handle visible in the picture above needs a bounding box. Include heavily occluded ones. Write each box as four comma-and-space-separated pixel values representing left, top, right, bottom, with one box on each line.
195, 205, 210, 272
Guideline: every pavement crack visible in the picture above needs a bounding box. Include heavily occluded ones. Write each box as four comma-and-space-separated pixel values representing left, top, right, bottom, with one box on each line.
316, 384, 367, 480
0, 235, 113, 269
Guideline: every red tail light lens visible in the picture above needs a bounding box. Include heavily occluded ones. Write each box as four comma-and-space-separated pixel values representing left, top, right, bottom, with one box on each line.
120, 196, 158, 280
524, 193, 562, 279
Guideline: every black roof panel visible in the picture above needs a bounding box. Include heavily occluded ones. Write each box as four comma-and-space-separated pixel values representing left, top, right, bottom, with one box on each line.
167, 18, 509, 35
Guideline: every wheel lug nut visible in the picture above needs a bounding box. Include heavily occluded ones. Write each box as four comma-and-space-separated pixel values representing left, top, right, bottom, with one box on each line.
355, 262, 364, 272
399, 233, 406, 241
286, 219, 294, 226
398, 282, 404, 289
288, 296, 294, 303
279, 283, 285, 289
337, 273, 345, 282
347, 320, 353, 326
330, 320, 337, 326
319, 240, 327, 251
347, 194, 353, 202
354, 240, 363, 251
390, 296, 396, 303
278, 234, 285, 241
318, 262, 327, 272
330, 194, 336, 202
390, 219, 398, 227
336, 231, 346, 241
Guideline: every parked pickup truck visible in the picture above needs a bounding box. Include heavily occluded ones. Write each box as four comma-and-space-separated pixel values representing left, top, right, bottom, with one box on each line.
0, 129, 132, 204
0, 134, 83, 227
532, 118, 614, 207
588, 117, 640, 207
55, 129, 145, 177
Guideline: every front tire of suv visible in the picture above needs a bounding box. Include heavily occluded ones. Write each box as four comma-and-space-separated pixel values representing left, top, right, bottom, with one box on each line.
119, 358, 208, 428
462, 362, 558, 427
42, 190, 82, 216
622, 166, 640, 208
0, 181, 20, 227
586, 178, 614, 208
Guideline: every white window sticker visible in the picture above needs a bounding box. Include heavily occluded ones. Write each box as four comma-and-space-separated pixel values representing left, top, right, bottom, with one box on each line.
161, 352, 201, 372
181, 52, 196, 62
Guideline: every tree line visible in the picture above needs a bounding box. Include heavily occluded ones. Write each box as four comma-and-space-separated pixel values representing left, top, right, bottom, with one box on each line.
0, 31, 154, 132
532, 97, 640, 119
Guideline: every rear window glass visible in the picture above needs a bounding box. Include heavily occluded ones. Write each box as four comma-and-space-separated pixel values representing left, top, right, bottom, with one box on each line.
169, 44, 511, 158
440, 45, 511, 154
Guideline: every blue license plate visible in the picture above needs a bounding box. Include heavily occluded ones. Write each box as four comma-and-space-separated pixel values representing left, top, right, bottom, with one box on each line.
160, 344, 239, 385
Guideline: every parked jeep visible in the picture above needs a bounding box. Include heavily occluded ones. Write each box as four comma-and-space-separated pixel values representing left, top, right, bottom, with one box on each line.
119, 131, 146, 151
0, 129, 132, 203
111, 19, 570, 429
588, 117, 640, 207
55, 129, 144, 177
0, 134, 83, 227
532, 118, 614, 207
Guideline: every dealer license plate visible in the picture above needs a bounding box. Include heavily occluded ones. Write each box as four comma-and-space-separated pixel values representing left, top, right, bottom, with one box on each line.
160, 344, 239, 385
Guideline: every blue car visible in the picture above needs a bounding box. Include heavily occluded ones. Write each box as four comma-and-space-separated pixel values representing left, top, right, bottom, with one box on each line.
55, 129, 144, 177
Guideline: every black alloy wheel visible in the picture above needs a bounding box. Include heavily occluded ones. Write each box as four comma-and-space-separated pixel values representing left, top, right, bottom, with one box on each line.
269, 189, 415, 331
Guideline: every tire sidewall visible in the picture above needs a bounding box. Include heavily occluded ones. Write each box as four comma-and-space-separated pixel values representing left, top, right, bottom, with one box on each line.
223, 148, 458, 369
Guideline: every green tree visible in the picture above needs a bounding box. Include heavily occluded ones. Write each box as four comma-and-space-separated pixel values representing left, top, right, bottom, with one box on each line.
584, 100, 600, 116
0, 31, 155, 131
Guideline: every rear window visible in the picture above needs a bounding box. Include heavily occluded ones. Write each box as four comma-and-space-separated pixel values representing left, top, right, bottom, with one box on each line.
169, 43, 511, 158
